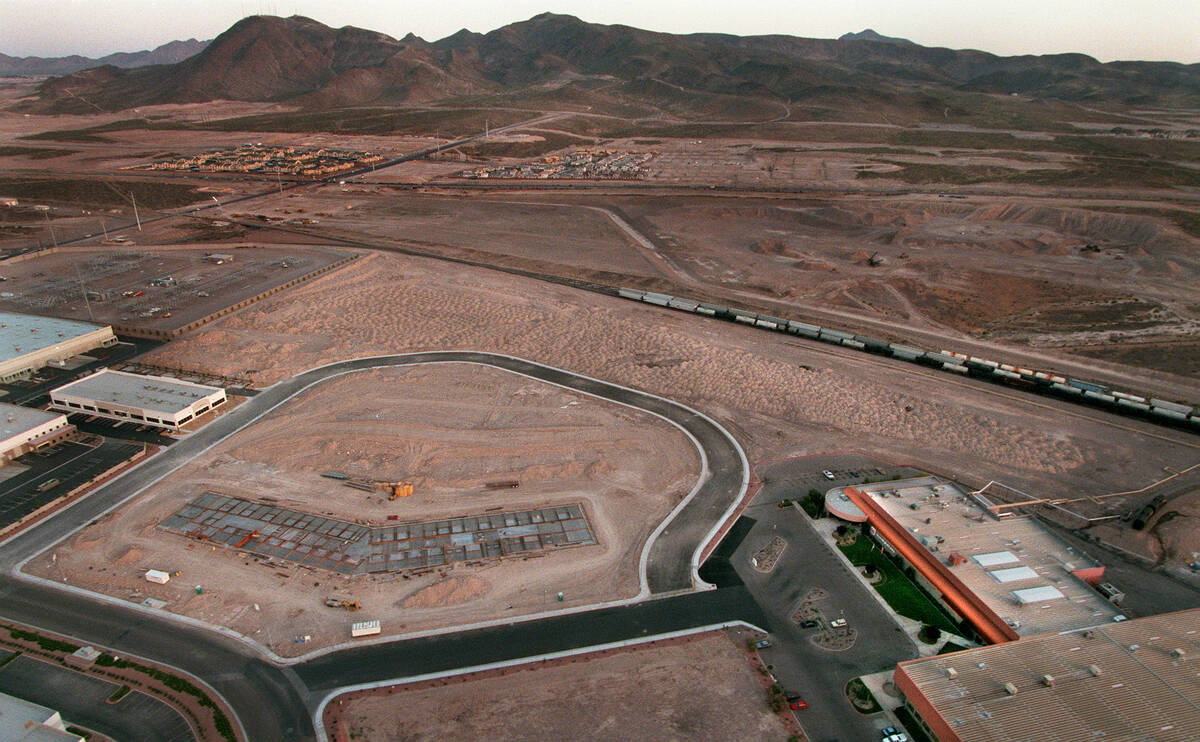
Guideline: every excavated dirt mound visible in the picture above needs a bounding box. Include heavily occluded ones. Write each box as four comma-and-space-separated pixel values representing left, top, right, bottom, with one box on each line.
400, 575, 490, 609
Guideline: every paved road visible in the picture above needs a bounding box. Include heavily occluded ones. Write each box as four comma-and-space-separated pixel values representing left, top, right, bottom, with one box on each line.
0, 352, 749, 741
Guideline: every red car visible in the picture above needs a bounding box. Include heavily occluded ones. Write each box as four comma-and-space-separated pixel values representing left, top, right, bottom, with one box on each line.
788, 696, 809, 711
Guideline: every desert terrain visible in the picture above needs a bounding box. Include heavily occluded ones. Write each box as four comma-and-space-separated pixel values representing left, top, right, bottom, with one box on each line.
133, 250, 1196, 498
324, 630, 790, 742
27, 363, 699, 655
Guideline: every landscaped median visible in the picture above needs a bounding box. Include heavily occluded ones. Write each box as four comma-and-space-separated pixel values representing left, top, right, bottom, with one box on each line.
0, 621, 239, 742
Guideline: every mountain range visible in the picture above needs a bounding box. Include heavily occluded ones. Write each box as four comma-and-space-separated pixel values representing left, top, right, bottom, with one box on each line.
22, 14, 1200, 115
0, 39, 210, 77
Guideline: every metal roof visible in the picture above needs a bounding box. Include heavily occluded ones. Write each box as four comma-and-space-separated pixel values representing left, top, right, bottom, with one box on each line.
51, 369, 222, 416
0, 402, 63, 441
0, 312, 109, 364
856, 476, 1119, 636
896, 608, 1200, 742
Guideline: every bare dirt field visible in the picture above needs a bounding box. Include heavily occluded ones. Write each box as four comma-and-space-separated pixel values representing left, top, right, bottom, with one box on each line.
140, 250, 1197, 503
27, 362, 699, 655
0, 243, 349, 333
326, 630, 790, 742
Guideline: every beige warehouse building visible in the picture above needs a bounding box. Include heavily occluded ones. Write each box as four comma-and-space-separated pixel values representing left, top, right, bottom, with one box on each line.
895, 608, 1200, 742
49, 369, 226, 430
0, 403, 72, 462
0, 312, 116, 383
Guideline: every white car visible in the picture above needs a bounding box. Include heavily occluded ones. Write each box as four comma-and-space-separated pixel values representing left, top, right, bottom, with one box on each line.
822, 470, 835, 480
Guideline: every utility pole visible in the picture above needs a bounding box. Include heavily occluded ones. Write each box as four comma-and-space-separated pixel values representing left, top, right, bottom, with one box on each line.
75, 261, 95, 322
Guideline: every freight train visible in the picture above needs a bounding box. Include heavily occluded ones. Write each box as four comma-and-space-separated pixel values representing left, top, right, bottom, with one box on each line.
617, 288, 1200, 432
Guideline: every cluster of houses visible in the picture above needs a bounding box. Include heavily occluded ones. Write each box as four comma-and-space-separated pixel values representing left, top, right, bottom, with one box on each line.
461, 150, 655, 180
132, 145, 384, 177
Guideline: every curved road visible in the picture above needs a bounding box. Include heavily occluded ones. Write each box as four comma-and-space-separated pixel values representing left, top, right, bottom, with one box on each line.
0, 352, 751, 741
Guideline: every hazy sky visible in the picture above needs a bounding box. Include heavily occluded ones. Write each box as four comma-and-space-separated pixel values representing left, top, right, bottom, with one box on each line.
2, 0, 1198, 63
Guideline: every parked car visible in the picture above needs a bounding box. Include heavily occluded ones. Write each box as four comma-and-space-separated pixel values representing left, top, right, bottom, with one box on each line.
830, 618, 847, 628
799, 620, 818, 629
788, 695, 809, 710
822, 470, 835, 480
754, 639, 772, 649
881, 726, 909, 742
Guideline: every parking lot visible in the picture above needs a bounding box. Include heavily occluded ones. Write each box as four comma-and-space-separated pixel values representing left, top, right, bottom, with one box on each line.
0, 653, 193, 742
0, 438, 143, 528
729, 453, 926, 742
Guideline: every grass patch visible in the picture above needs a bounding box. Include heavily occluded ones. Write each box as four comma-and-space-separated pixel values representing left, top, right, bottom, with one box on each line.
8, 627, 78, 654
938, 640, 971, 655
838, 535, 959, 635
859, 157, 1200, 189
0, 177, 204, 210
0, 651, 20, 668
845, 677, 882, 714
0, 146, 77, 159
107, 684, 131, 703
894, 705, 937, 742
19, 128, 113, 143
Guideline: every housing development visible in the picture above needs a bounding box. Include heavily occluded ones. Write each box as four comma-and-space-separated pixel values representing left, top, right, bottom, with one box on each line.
0, 10, 1197, 742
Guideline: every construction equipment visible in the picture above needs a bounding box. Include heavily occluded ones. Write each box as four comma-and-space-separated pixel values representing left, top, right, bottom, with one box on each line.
381, 482, 413, 500
325, 598, 361, 611
342, 477, 413, 499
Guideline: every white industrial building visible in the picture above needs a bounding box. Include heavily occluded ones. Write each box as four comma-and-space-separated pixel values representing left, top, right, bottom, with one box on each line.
0, 403, 72, 462
0, 691, 83, 741
49, 369, 226, 430
0, 312, 117, 383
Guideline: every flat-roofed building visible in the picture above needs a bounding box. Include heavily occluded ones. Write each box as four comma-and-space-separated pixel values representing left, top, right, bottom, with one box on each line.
894, 608, 1200, 742
832, 477, 1121, 642
0, 691, 83, 741
49, 369, 226, 430
0, 312, 116, 383
0, 403, 72, 462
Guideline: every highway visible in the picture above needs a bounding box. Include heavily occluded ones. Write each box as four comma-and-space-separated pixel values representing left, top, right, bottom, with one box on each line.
0, 352, 752, 741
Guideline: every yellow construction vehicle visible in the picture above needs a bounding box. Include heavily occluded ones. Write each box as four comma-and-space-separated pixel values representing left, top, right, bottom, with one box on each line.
378, 481, 413, 500
324, 598, 361, 611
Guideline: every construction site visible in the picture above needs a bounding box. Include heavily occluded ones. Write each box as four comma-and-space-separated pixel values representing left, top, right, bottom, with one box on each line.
25, 362, 700, 655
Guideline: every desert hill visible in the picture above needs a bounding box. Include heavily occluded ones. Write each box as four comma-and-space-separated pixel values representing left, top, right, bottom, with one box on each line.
0, 38, 208, 77
25, 13, 1200, 114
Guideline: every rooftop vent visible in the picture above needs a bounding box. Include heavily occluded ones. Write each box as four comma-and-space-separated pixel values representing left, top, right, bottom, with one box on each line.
1004, 682, 1018, 696
1088, 665, 1103, 677
1042, 674, 1055, 687
1171, 648, 1186, 659
946, 667, 958, 679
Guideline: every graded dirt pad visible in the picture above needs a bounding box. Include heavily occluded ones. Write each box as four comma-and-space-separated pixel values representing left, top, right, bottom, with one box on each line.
28, 363, 699, 655
231, 186, 666, 278
142, 251, 1197, 499
330, 632, 789, 742
0, 243, 349, 333
632, 194, 1200, 343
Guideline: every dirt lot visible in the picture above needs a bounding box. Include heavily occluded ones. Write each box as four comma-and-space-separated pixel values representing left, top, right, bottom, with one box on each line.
27, 363, 699, 655
326, 630, 790, 742
139, 250, 1197, 495
0, 244, 349, 333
